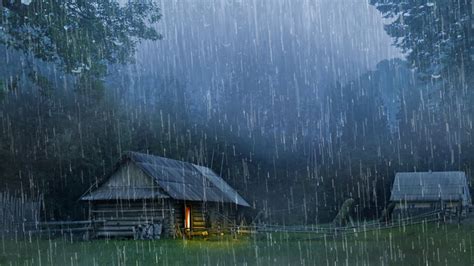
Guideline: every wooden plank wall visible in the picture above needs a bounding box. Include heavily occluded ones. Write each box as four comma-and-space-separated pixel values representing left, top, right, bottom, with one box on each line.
167, 200, 181, 237
91, 199, 176, 238
173, 201, 241, 237
90, 200, 244, 239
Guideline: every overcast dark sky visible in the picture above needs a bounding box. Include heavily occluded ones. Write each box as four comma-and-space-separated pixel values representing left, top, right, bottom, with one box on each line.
129, 0, 401, 120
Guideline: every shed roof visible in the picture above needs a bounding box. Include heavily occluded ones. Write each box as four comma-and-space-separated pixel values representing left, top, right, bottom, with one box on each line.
390, 171, 471, 205
81, 152, 250, 207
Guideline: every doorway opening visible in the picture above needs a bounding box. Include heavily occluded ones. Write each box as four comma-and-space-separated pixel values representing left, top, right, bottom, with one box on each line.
184, 205, 191, 230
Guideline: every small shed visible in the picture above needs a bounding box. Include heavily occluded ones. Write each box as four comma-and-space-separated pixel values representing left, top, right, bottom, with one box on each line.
390, 171, 471, 217
80, 152, 250, 239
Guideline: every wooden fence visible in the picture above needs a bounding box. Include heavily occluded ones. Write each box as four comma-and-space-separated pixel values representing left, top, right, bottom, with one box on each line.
0, 194, 464, 241
242, 210, 446, 238
33, 220, 105, 240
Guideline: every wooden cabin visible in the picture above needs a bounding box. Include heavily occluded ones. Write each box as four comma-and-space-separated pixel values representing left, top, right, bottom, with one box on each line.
390, 171, 472, 218
80, 152, 250, 239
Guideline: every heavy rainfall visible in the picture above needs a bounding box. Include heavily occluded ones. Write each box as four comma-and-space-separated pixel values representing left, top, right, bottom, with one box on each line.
0, 0, 473, 265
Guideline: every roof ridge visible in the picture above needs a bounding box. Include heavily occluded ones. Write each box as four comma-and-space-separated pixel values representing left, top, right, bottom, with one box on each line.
126, 151, 202, 168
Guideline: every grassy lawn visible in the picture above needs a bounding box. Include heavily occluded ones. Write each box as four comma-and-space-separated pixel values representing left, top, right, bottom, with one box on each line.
1, 223, 473, 266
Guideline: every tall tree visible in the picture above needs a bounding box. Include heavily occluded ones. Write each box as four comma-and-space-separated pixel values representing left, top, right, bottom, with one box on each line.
371, 0, 474, 174
370, 0, 473, 82
0, 0, 161, 90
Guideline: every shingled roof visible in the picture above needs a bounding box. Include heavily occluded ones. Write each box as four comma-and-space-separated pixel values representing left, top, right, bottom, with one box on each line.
390, 171, 471, 205
80, 152, 250, 207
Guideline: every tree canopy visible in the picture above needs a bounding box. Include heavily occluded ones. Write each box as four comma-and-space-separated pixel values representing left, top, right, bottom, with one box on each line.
370, 0, 473, 83
370, 1, 474, 173
0, 0, 161, 89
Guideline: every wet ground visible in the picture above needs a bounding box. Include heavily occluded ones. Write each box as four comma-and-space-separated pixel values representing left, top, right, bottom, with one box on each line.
1, 223, 473, 265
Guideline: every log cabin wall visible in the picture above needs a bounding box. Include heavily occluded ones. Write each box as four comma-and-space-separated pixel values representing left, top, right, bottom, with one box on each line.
207, 202, 239, 230
172, 201, 241, 234
163, 200, 177, 237
89, 199, 244, 238
392, 200, 464, 220
91, 199, 176, 238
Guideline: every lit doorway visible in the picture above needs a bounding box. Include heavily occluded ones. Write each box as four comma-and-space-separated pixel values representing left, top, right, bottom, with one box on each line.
184, 205, 191, 230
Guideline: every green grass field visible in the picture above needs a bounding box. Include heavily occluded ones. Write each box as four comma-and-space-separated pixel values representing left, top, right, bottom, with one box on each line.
1, 223, 473, 266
